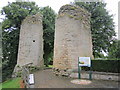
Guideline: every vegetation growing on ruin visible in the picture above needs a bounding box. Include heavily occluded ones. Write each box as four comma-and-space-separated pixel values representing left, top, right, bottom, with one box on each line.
58, 5, 90, 21
57, 5, 91, 30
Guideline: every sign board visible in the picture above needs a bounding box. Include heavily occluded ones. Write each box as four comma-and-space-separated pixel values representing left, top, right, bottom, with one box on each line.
78, 57, 92, 80
29, 74, 34, 85
78, 57, 91, 67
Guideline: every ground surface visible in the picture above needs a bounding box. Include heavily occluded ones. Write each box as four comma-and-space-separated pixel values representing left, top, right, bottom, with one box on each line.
34, 69, 119, 88
1, 77, 21, 88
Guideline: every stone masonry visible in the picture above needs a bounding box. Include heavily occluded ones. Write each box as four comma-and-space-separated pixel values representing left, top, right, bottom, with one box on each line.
53, 5, 93, 76
16, 13, 44, 67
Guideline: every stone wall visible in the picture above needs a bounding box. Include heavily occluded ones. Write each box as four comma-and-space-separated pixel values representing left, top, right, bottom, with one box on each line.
16, 13, 44, 67
53, 5, 93, 76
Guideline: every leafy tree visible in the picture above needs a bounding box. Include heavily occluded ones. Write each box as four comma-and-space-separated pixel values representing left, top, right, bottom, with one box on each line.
74, 2, 116, 57
2, 2, 40, 29
108, 40, 120, 59
2, 2, 40, 81
40, 6, 56, 66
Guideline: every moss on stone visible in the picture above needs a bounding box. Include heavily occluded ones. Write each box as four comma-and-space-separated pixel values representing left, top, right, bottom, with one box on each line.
70, 6, 77, 10
57, 4, 91, 23
68, 15, 74, 18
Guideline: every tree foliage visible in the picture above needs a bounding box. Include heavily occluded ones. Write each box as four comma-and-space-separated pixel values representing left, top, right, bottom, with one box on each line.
74, 2, 116, 57
108, 40, 120, 59
2, 2, 40, 29
40, 6, 56, 66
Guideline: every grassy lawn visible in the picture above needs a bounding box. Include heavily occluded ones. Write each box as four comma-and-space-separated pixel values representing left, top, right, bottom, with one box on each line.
0, 83, 2, 90
1, 77, 21, 88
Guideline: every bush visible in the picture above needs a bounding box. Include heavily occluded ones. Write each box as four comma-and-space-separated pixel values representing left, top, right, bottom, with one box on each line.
2, 66, 15, 82
82, 60, 120, 73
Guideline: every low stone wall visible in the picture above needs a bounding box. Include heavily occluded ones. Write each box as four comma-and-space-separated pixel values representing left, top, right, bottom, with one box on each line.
70, 71, 119, 81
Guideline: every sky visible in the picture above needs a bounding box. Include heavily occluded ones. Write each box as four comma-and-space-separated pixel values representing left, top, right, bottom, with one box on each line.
0, 0, 119, 38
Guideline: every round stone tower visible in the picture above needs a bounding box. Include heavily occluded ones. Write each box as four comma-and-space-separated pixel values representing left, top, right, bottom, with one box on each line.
53, 5, 93, 76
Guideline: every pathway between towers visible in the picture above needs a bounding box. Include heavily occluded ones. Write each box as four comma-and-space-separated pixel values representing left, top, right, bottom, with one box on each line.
33, 69, 119, 88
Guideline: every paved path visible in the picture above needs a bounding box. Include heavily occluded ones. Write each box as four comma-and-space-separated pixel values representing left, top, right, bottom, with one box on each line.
34, 69, 119, 88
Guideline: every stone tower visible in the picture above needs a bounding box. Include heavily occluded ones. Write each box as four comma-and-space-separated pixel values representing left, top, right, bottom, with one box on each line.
16, 13, 44, 67
53, 5, 93, 76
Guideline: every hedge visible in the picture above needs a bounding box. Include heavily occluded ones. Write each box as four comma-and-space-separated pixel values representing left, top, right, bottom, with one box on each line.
82, 60, 120, 73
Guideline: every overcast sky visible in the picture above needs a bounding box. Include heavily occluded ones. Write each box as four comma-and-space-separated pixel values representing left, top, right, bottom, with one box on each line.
0, 0, 119, 38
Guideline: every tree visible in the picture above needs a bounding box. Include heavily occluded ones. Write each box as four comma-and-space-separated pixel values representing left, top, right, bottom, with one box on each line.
2, 2, 40, 81
40, 6, 56, 66
108, 40, 120, 59
74, 2, 116, 57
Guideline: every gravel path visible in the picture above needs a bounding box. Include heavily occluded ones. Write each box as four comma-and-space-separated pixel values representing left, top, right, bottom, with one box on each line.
34, 69, 119, 88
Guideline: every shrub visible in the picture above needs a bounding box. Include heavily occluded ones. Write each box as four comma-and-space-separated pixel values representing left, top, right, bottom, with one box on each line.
82, 60, 120, 73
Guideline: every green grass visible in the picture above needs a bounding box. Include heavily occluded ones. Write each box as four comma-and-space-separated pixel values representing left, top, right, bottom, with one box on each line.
48, 65, 53, 68
1, 77, 21, 88
0, 83, 2, 90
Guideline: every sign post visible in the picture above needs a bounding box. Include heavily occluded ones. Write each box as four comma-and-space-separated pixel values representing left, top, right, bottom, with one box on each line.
78, 57, 92, 80
78, 57, 81, 79
89, 66, 92, 80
